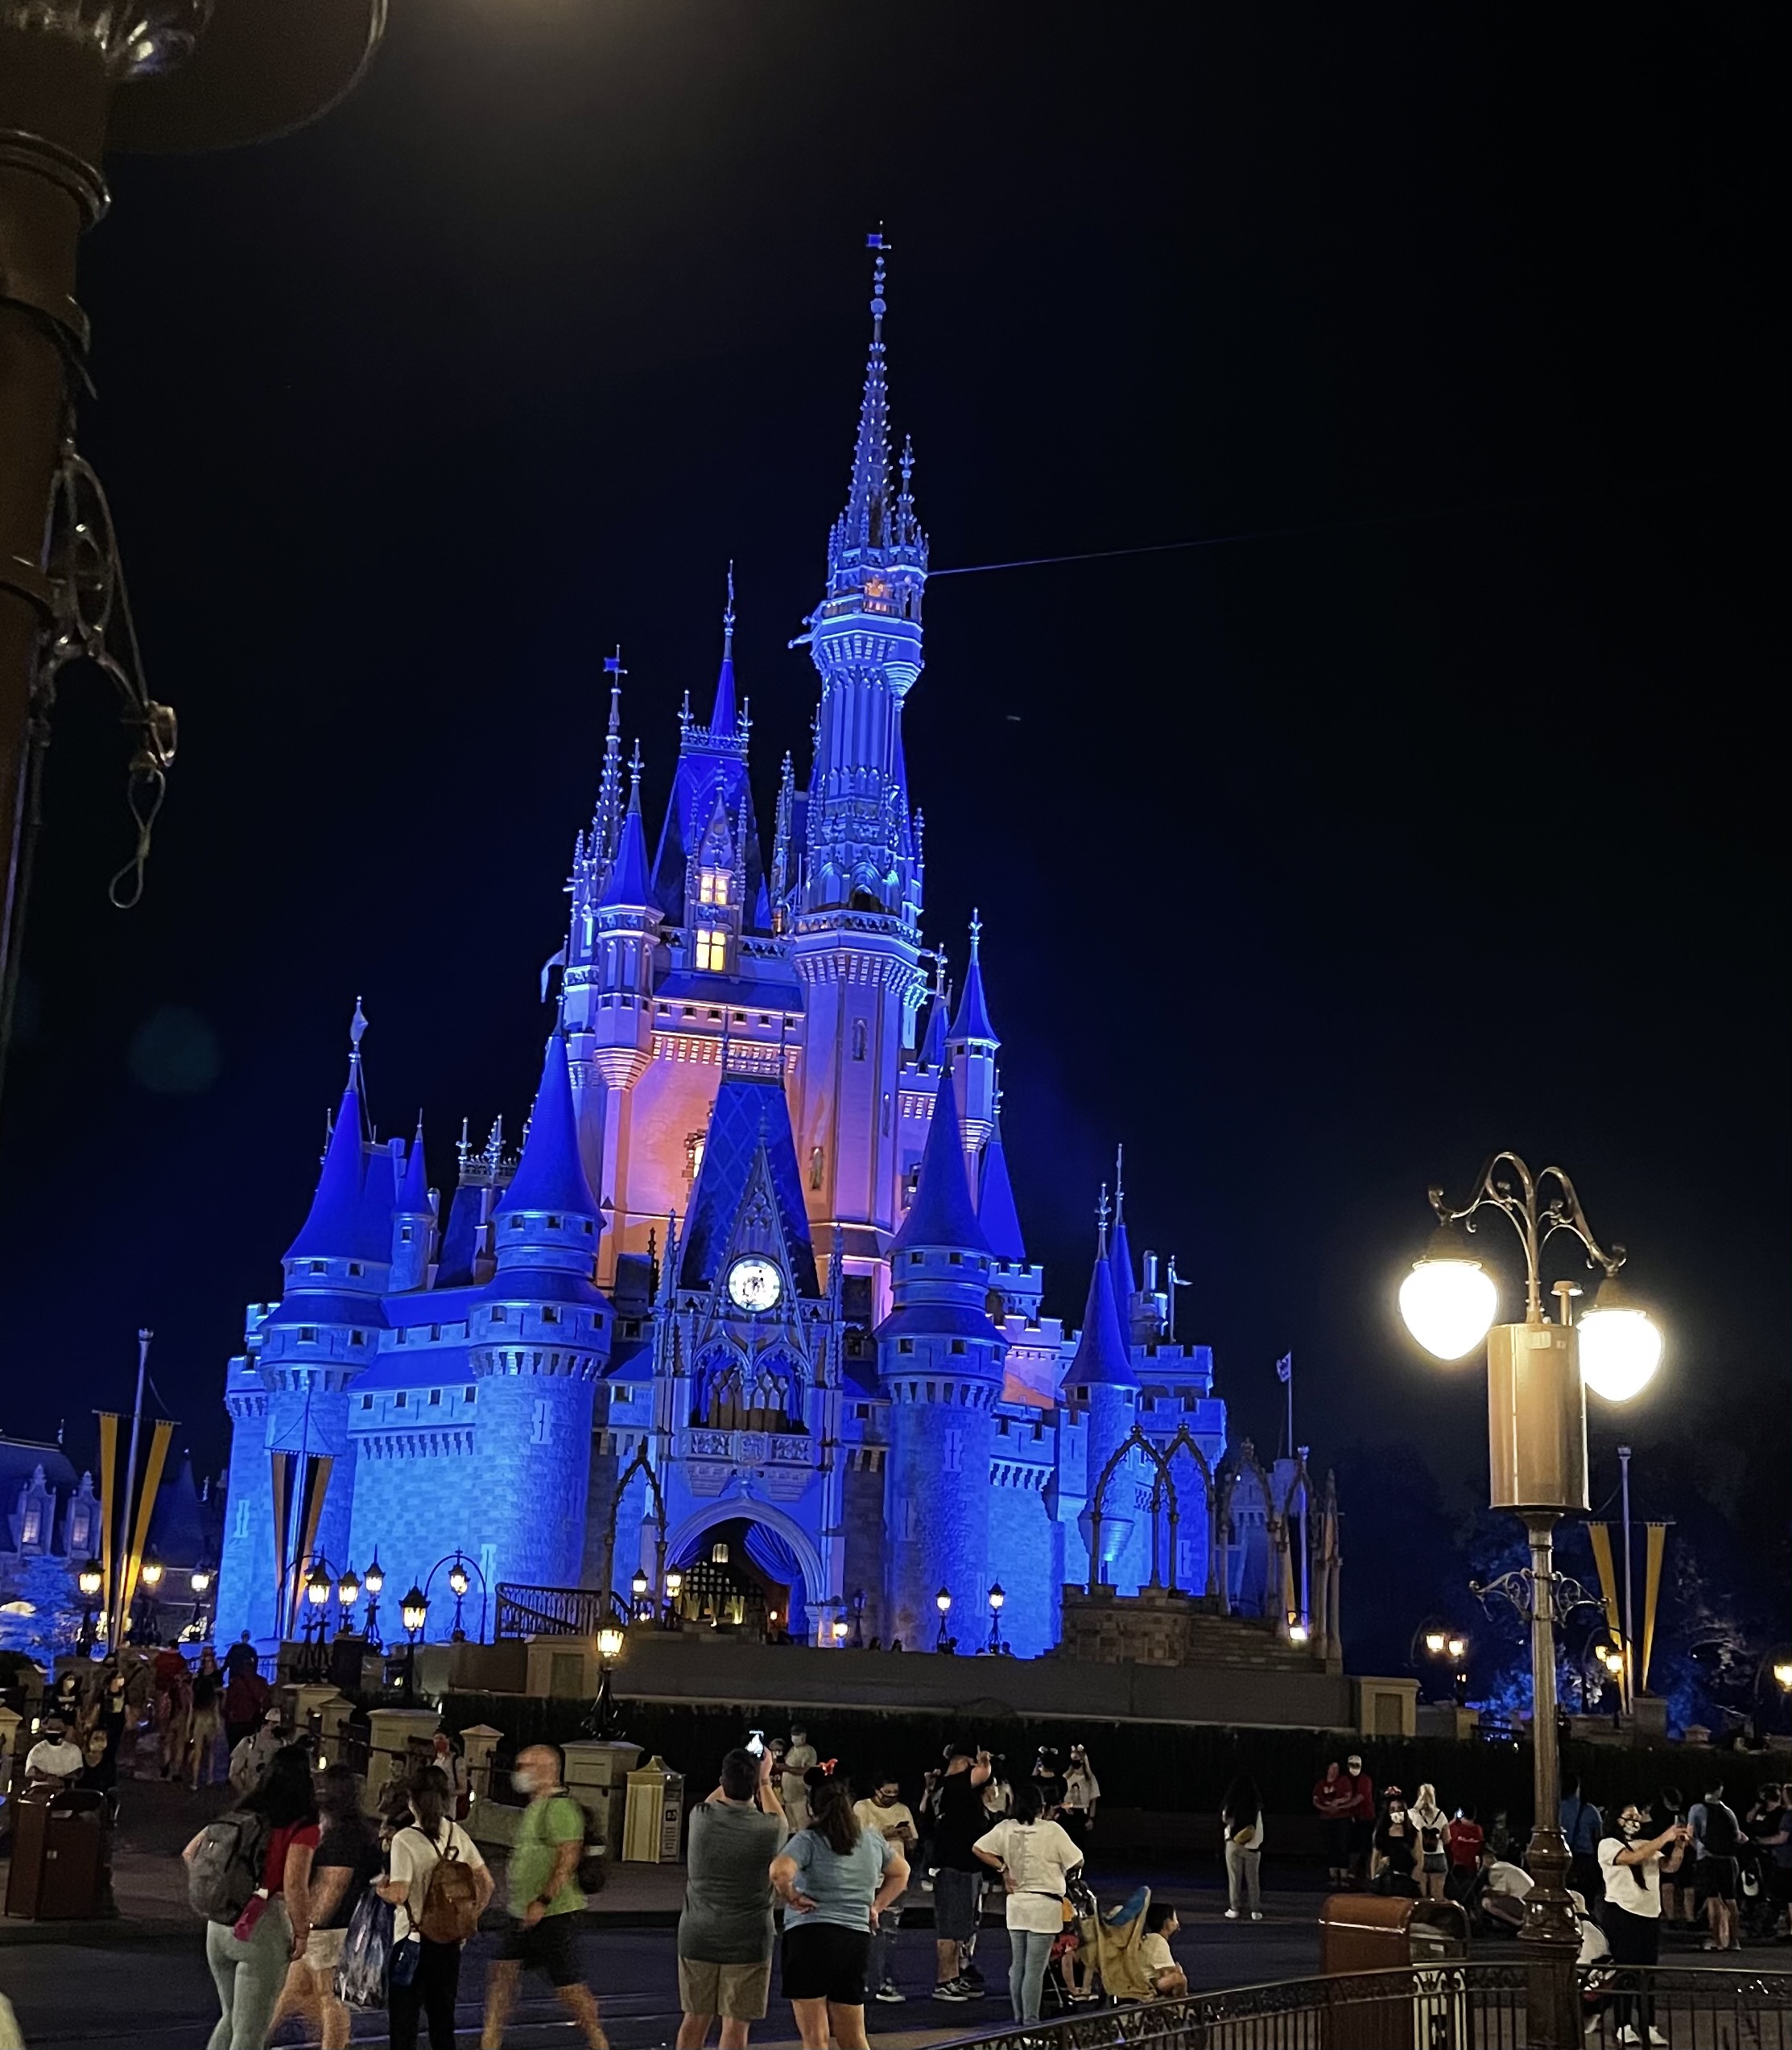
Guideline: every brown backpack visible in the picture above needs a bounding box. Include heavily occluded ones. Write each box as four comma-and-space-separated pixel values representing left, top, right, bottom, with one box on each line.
417, 1837, 481, 1945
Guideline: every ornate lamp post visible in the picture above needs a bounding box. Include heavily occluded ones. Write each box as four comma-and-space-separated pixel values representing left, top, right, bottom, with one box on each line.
986, 1582, 1006, 1656
584, 1625, 626, 1739
663, 1569, 683, 1627
630, 1565, 650, 1624
76, 1557, 104, 1654
418, 1549, 486, 1644
132, 1549, 165, 1644
361, 1553, 385, 1652
1398, 1153, 1662, 2050
399, 1582, 428, 1702
934, 1586, 952, 1653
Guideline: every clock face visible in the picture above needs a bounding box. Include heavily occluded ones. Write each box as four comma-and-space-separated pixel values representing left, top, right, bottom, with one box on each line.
726, 1256, 782, 1314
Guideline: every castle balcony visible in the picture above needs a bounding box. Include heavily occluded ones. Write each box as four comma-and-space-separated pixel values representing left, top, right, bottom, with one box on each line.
677, 1426, 817, 1503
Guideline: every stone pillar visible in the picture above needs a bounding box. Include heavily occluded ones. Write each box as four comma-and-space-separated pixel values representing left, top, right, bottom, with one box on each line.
458, 1723, 505, 1819
364, 1706, 441, 1816
1629, 1695, 1669, 1745
313, 1693, 354, 1770
563, 1739, 642, 1864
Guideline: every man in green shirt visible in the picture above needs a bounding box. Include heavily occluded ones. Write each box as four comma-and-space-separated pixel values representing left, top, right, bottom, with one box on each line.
481, 1743, 608, 2048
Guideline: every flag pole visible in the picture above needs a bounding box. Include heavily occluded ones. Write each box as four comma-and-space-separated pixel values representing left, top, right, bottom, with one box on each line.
112, 1328, 151, 1651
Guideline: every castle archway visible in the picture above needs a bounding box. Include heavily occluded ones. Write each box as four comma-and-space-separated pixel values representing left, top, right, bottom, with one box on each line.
663, 1499, 828, 1643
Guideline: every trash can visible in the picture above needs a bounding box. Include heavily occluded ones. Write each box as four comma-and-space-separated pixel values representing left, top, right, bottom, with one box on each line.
1316, 1894, 1468, 2049
4, 1789, 106, 1920
621, 1755, 685, 1863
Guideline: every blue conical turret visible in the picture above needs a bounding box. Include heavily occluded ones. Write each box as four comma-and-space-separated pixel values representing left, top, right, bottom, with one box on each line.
977, 1124, 1027, 1264
708, 565, 738, 737
949, 910, 998, 1046
497, 1029, 601, 1248
285, 1075, 369, 1264
600, 761, 652, 909
892, 1069, 989, 1256
1109, 1147, 1136, 1330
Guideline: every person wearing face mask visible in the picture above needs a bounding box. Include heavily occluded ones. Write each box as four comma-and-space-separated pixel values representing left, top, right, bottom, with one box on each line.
1338, 1754, 1376, 1887
1312, 1762, 1356, 1889
481, 1744, 609, 2050
1372, 1788, 1421, 1898
1597, 1802, 1689, 2047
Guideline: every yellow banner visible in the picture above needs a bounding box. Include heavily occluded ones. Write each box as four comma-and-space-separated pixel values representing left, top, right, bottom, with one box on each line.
1641, 1523, 1667, 1692
292, 1455, 334, 1636
95, 1412, 119, 1634
121, 1419, 175, 1620
1585, 1522, 1624, 1644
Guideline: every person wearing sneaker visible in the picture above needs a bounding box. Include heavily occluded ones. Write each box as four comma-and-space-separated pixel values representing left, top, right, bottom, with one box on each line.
1220, 1778, 1265, 1922
1598, 1801, 1690, 2047
973, 1780, 1084, 2026
931, 1748, 993, 2001
851, 1777, 917, 2004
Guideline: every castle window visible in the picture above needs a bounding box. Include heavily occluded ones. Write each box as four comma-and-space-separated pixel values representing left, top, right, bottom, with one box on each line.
397, 1328, 407, 1345
309, 1261, 325, 1274
908, 1252, 923, 1267
543, 1306, 560, 1325
948, 1252, 963, 1266
510, 1217, 523, 1231
809, 1146, 824, 1190
490, 1305, 506, 1323
856, 1403, 871, 1420
395, 1392, 407, 1409
400, 1224, 413, 1242
20, 1504, 41, 1547
950, 1340, 966, 1355
299, 1326, 317, 1343
698, 866, 729, 907
531, 1400, 553, 1446
429, 1388, 441, 1405
465, 1387, 476, 1402
685, 1131, 706, 1182
350, 1330, 365, 1347
349, 1261, 363, 1277
69, 1505, 89, 1549
431, 1324, 441, 1342
852, 1018, 867, 1062
361, 1395, 373, 1409
695, 927, 728, 972
583, 1219, 594, 1234
898, 1338, 915, 1355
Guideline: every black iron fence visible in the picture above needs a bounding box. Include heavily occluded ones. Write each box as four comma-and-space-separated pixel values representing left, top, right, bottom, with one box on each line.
959, 1965, 1790, 2050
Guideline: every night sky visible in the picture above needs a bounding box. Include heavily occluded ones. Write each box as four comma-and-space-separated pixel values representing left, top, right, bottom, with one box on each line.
1, 10, 1779, 1583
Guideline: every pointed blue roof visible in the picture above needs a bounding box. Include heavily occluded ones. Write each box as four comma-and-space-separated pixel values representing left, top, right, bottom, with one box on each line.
949, 911, 998, 1044
977, 1126, 1027, 1264
708, 650, 737, 738
600, 782, 652, 908
398, 1125, 430, 1214
1069, 1248, 1138, 1388
352, 1143, 398, 1264
1109, 1211, 1135, 1315
892, 1070, 990, 1256
919, 995, 947, 1068
677, 1073, 819, 1296
498, 1031, 600, 1219
285, 1073, 370, 1262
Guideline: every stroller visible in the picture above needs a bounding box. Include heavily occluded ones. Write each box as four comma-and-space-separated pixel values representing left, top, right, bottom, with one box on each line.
1072, 1884, 1159, 2007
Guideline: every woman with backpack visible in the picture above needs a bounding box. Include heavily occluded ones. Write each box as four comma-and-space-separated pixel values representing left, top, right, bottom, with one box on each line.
1410, 1784, 1449, 1903
377, 1762, 493, 2050
183, 1743, 319, 2050
1220, 1777, 1266, 1921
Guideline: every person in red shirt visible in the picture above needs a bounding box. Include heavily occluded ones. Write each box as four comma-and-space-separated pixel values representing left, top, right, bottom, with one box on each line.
1339, 1753, 1376, 1887
1445, 1805, 1485, 1895
1312, 1763, 1357, 1888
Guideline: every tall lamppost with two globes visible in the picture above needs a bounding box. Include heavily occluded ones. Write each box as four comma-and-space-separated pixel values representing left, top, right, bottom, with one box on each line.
1398, 1153, 1662, 2050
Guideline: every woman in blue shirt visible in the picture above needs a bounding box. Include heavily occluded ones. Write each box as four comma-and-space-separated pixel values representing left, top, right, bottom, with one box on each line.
770, 1775, 910, 2050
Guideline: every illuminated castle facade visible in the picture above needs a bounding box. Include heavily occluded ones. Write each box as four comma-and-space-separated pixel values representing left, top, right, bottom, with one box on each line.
213, 258, 1320, 1660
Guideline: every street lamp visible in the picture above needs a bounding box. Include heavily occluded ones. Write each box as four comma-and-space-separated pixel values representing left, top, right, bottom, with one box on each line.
419, 1549, 488, 1644
987, 1582, 1006, 1656
665, 1569, 683, 1627
832, 1617, 850, 1647
399, 1583, 428, 1702
935, 1586, 952, 1653
76, 1557, 103, 1655
631, 1565, 650, 1621
362, 1553, 385, 1652
1398, 1153, 1661, 2050
584, 1624, 626, 1739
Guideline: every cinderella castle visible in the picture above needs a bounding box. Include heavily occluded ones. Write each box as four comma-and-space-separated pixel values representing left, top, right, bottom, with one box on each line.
213, 254, 1327, 1664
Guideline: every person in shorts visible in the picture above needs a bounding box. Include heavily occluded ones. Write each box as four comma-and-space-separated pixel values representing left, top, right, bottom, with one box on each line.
482, 1743, 607, 2048
930, 1748, 993, 1999
678, 1745, 787, 2049
265, 1763, 382, 2050
772, 1773, 909, 2050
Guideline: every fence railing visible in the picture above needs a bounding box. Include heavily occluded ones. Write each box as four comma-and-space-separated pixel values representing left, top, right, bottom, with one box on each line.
965, 1964, 1791, 2050
493, 1582, 627, 1640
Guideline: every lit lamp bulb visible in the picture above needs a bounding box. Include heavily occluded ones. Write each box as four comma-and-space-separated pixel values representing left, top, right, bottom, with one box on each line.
1772, 1660, 1792, 1694
190, 1564, 213, 1595
666, 1570, 683, 1600
1447, 1636, 1468, 1663
447, 1555, 470, 1599
1288, 1618, 1310, 1644
832, 1618, 849, 1644
1424, 1630, 1447, 1656
336, 1568, 359, 1607
140, 1553, 165, 1590
988, 1582, 1005, 1614
935, 1587, 952, 1616
363, 1554, 385, 1597
78, 1559, 103, 1598
306, 1561, 332, 1609
631, 1567, 650, 1601
1399, 1227, 1498, 1362
596, 1626, 625, 1660
401, 1585, 428, 1637
1577, 1277, 1662, 1402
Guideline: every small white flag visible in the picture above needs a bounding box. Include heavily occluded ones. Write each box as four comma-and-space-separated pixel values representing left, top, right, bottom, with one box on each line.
1275, 1353, 1292, 1384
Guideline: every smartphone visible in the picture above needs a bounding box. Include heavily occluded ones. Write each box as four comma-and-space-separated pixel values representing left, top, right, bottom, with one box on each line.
746, 1730, 765, 1757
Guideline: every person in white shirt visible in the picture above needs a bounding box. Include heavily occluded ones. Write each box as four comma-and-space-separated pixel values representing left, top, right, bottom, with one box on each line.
23, 1719, 85, 1788
852, 1780, 917, 2004
1597, 1802, 1688, 2047
973, 1781, 1084, 2025
1137, 1901, 1187, 1998
1060, 1746, 1100, 1849
377, 1763, 493, 2050
1477, 1846, 1534, 1934
1219, 1778, 1265, 1921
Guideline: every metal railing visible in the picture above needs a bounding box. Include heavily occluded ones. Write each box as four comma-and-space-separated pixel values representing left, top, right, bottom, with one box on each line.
960, 1964, 1791, 2050
493, 1582, 627, 1640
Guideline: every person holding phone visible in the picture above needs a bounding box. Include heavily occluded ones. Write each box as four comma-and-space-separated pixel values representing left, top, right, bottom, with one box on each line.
678, 1746, 788, 2050
852, 1778, 917, 2003
1599, 1801, 1689, 2045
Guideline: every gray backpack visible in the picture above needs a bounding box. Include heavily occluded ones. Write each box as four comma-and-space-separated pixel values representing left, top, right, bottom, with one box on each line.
188, 1809, 271, 1924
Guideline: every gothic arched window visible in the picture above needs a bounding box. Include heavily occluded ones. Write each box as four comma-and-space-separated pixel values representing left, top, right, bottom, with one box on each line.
852, 1018, 867, 1062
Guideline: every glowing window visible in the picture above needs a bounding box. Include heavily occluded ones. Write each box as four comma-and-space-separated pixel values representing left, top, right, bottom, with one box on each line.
20, 1506, 41, 1547
698, 868, 729, 907
695, 926, 728, 973
685, 1131, 706, 1182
